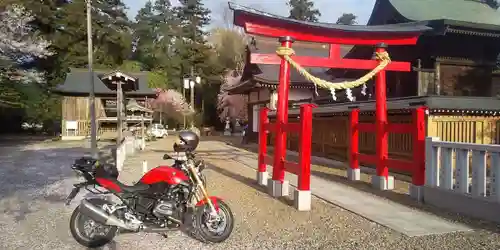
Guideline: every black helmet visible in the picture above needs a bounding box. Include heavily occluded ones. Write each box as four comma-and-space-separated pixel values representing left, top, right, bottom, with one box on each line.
173, 130, 199, 152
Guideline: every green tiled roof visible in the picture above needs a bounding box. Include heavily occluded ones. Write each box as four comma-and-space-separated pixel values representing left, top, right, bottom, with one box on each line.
389, 0, 500, 26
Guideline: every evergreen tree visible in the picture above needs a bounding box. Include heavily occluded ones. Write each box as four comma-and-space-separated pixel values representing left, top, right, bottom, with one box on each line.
336, 13, 357, 25
134, 1, 160, 69
60, 0, 132, 68
172, 0, 212, 80
134, 0, 179, 89
287, 0, 321, 22
0, 0, 133, 130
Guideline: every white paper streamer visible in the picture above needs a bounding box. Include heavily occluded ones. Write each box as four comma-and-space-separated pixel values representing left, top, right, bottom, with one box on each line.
361, 84, 367, 96
329, 88, 337, 101
346, 88, 354, 102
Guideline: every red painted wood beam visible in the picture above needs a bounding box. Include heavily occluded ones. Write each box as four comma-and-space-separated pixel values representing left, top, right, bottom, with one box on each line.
387, 123, 413, 134
329, 44, 341, 59
358, 153, 377, 164
358, 123, 376, 132
264, 122, 276, 132
284, 160, 300, 175
251, 54, 411, 72
264, 155, 273, 166
358, 154, 415, 173
265, 155, 300, 176
284, 123, 300, 133
245, 23, 420, 46
387, 158, 414, 172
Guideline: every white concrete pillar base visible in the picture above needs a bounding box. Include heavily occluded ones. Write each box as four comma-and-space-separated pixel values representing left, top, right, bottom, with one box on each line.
267, 179, 290, 197
294, 190, 311, 211
256, 171, 268, 186
409, 184, 423, 202
347, 168, 361, 181
371, 175, 395, 190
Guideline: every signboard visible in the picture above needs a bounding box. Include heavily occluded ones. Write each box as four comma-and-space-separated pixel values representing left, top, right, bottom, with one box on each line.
66, 121, 78, 130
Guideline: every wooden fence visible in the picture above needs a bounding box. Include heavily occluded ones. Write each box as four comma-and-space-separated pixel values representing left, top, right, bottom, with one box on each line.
269, 112, 500, 163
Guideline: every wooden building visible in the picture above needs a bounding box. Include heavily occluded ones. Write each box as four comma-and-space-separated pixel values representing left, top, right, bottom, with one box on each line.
228, 1, 500, 162
54, 68, 156, 140
348, 0, 500, 99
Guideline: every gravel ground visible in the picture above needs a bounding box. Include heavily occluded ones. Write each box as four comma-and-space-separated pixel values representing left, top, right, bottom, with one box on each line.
0, 138, 500, 250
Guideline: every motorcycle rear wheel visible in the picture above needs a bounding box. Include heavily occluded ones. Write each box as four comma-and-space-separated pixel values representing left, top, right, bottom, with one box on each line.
69, 199, 118, 248
193, 199, 234, 243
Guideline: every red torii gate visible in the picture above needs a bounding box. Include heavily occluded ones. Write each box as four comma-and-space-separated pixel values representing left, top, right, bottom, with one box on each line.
230, 3, 430, 210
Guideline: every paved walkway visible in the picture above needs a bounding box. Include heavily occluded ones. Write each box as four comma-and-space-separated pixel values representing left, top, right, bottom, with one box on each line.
191, 139, 471, 237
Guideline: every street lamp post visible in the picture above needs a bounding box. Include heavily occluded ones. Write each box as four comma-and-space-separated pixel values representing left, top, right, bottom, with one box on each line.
183, 75, 201, 129
183, 78, 190, 129
86, 0, 97, 158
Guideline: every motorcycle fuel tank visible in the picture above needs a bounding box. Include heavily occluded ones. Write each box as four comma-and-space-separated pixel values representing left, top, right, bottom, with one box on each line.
139, 166, 189, 185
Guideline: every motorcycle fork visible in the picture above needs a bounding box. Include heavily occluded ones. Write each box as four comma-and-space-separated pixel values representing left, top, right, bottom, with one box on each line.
188, 165, 218, 217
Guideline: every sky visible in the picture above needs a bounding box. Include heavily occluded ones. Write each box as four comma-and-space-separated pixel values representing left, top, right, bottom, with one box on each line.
123, 0, 377, 27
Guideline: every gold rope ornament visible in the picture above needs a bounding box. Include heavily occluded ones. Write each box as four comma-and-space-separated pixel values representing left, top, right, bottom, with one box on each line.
275, 46, 391, 101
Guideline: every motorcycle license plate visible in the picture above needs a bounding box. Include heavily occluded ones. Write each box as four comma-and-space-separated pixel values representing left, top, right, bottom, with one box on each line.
65, 187, 81, 206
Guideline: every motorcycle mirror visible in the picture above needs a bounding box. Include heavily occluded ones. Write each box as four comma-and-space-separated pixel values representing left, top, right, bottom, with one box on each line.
163, 154, 172, 160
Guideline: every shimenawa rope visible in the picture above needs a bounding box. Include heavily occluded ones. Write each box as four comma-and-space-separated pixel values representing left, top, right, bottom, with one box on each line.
275, 46, 391, 101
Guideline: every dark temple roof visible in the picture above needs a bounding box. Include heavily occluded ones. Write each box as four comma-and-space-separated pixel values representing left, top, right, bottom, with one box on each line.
229, 2, 431, 34
55, 68, 156, 96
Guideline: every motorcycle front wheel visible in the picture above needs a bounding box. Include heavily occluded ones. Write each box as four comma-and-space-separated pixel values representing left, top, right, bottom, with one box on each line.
69, 199, 118, 248
193, 199, 234, 243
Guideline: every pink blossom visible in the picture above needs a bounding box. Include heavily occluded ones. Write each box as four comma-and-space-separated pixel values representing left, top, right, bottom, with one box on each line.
217, 70, 248, 122
151, 89, 194, 122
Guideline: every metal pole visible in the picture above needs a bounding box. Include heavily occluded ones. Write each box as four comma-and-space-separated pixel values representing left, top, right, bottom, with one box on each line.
190, 66, 195, 128
117, 82, 123, 145
87, 0, 97, 158
183, 86, 186, 129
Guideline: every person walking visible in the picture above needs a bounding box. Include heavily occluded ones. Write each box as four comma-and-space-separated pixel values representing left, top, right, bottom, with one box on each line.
241, 121, 249, 144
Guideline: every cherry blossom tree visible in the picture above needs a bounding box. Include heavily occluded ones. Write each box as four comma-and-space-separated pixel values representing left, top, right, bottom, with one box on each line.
217, 70, 248, 122
208, 27, 249, 122
0, 4, 53, 83
150, 88, 195, 123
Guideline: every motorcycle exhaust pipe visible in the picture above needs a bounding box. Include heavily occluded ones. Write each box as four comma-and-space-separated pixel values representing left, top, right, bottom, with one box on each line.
79, 200, 136, 231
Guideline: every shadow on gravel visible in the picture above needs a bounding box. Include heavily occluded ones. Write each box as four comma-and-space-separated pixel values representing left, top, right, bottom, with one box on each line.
151, 149, 255, 161
0, 143, 116, 222
206, 163, 294, 207
197, 137, 500, 234
87, 240, 118, 250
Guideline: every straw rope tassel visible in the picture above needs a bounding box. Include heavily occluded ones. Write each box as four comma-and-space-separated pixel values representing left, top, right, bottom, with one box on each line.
275, 46, 391, 99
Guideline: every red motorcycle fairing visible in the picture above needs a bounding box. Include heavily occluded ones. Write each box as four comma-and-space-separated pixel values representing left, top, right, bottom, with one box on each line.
95, 177, 122, 193
139, 165, 189, 185
196, 196, 222, 212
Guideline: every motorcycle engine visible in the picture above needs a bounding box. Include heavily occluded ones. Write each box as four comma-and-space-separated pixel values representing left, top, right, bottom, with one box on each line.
152, 201, 175, 217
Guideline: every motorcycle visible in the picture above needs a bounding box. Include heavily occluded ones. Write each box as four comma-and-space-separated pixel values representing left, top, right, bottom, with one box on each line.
65, 150, 233, 248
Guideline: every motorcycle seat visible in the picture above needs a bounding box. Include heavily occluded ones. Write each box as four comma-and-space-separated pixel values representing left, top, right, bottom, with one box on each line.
113, 180, 150, 192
